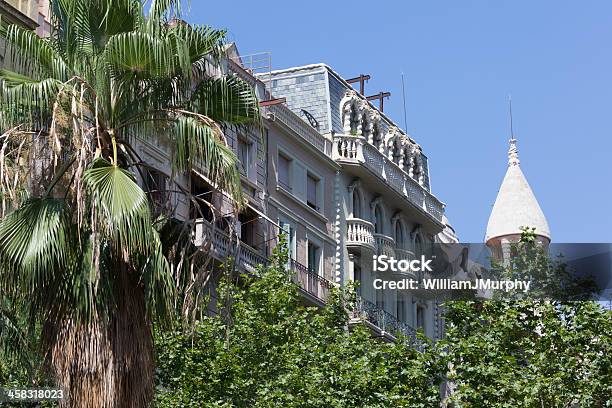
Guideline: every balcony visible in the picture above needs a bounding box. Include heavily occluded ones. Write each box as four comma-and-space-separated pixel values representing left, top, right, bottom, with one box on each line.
290, 260, 335, 304
333, 135, 445, 226
351, 296, 417, 343
395, 247, 416, 261
193, 218, 267, 272
193, 218, 335, 304
346, 218, 376, 251
374, 234, 395, 257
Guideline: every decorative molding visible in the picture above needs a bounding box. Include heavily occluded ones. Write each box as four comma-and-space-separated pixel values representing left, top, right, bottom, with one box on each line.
347, 178, 361, 194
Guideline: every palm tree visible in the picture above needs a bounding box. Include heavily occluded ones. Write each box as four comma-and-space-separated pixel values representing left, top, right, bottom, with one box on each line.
0, 0, 259, 406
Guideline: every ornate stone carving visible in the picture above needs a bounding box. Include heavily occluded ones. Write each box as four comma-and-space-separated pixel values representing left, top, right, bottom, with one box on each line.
384, 126, 403, 162
340, 90, 363, 134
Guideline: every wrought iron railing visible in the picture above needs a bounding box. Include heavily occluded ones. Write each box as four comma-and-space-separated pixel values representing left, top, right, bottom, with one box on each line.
290, 259, 334, 303
352, 296, 417, 342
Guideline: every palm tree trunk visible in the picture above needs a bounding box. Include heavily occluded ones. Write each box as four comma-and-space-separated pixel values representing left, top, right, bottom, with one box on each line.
43, 268, 153, 408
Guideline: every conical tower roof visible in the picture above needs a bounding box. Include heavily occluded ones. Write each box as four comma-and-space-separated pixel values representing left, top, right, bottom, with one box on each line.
485, 138, 550, 243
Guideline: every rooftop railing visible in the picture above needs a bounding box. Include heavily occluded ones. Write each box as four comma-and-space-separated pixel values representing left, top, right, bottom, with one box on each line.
333, 135, 445, 222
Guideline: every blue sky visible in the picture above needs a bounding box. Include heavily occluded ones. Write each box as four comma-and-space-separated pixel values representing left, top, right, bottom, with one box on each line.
189, 1, 612, 243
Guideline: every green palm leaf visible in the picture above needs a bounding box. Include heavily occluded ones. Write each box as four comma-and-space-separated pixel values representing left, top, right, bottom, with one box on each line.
0, 24, 68, 80
83, 158, 152, 252
173, 115, 243, 203
0, 198, 71, 290
194, 76, 260, 124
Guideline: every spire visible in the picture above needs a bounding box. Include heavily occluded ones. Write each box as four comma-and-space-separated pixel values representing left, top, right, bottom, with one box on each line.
485, 98, 550, 244
508, 138, 520, 166
507, 96, 520, 166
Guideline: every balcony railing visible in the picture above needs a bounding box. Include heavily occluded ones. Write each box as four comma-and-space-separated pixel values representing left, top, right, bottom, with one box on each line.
268, 103, 333, 155
290, 260, 334, 303
395, 248, 415, 261
346, 218, 376, 251
193, 219, 335, 302
374, 233, 395, 257
332, 135, 444, 222
352, 296, 417, 342
193, 218, 267, 272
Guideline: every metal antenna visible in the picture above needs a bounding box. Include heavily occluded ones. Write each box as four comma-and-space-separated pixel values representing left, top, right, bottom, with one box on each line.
401, 72, 408, 131
509, 95, 515, 139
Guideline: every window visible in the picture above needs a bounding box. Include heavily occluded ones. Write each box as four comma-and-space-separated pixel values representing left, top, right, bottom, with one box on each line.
417, 305, 425, 330
415, 234, 423, 257
279, 218, 296, 261
354, 264, 362, 295
395, 222, 404, 248
278, 152, 291, 190
238, 212, 257, 248
374, 206, 384, 234
306, 173, 319, 211
238, 136, 251, 176
307, 241, 321, 275
352, 189, 362, 218
397, 296, 406, 322
144, 168, 167, 216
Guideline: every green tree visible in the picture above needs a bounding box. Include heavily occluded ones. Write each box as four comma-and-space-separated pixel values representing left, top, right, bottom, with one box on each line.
440, 231, 611, 407
154, 247, 443, 408
441, 301, 612, 407
0, 1, 259, 406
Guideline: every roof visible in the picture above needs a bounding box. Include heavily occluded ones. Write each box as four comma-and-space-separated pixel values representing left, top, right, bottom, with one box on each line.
485, 139, 550, 243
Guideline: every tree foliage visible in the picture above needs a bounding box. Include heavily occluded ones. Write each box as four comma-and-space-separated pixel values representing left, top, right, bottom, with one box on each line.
441, 301, 612, 407
154, 249, 443, 408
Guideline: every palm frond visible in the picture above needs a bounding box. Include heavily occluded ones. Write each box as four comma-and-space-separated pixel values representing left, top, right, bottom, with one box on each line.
193, 76, 260, 125
0, 70, 61, 127
104, 31, 182, 79
51, 0, 94, 61
172, 115, 243, 204
0, 303, 36, 378
147, 0, 183, 22
139, 229, 173, 322
0, 198, 71, 291
169, 23, 226, 68
0, 24, 68, 80
83, 158, 152, 252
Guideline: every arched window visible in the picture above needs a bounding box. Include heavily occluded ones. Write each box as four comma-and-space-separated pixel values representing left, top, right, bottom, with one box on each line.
374, 205, 384, 234
414, 234, 423, 257
395, 221, 404, 248
352, 189, 362, 219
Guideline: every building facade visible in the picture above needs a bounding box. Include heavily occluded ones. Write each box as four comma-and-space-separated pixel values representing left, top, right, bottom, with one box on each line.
0, 0, 50, 36
132, 49, 454, 340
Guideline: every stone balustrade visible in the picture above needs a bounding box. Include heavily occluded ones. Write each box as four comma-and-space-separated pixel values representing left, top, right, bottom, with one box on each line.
268, 103, 333, 155
346, 218, 376, 250
333, 135, 445, 222
374, 233, 396, 257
